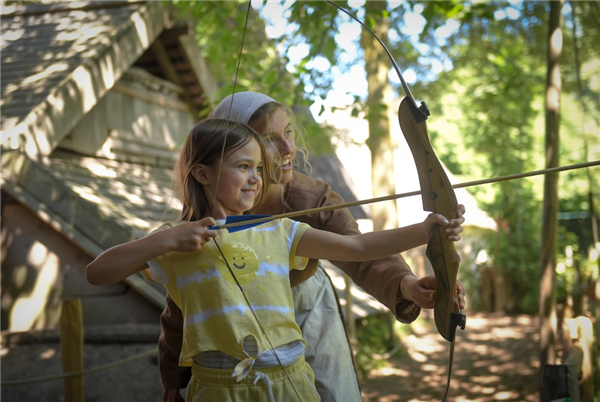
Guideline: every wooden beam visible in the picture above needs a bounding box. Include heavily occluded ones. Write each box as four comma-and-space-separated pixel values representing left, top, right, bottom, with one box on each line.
150, 39, 198, 119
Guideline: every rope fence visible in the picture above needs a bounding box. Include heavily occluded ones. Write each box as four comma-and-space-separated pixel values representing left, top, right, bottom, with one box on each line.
0, 347, 157, 386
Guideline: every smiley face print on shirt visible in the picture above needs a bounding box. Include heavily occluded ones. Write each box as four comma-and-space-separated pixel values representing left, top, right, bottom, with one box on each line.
216, 242, 260, 285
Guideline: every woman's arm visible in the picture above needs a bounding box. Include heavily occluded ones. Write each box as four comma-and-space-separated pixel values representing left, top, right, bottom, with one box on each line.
296, 213, 460, 262
86, 217, 216, 286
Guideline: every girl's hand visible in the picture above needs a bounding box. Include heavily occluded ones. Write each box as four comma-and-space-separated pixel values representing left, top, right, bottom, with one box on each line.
168, 217, 217, 252
423, 204, 465, 242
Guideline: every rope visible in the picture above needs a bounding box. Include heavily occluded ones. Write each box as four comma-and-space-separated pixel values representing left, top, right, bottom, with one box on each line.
0, 347, 157, 386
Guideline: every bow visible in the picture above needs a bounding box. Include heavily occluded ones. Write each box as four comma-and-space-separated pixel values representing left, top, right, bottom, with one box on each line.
324, 1, 465, 399
398, 99, 466, 342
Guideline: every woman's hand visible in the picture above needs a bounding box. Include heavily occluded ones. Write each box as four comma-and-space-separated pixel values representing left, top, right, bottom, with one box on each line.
401, 275, 466, 310
167, 217, 217, 252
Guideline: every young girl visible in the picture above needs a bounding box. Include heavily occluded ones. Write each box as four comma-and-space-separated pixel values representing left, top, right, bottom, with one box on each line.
86, 118, 463, 402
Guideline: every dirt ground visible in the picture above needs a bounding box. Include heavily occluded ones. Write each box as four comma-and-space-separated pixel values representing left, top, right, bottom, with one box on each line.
1, 313, 539, 402
360, 312, 540, 402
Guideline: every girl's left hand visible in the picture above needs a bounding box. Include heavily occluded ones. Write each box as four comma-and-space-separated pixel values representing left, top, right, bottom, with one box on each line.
447, 204, 465, 241
424, 204, 465, 242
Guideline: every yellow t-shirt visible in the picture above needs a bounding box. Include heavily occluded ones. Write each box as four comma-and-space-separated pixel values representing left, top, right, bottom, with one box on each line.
145, 218, 310, 367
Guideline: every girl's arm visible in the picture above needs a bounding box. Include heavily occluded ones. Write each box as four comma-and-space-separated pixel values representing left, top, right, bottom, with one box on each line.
296, 213, 458, 262
86, 217, 217, 286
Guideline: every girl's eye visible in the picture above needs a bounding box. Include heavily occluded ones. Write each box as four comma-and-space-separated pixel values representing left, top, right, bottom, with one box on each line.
240, 164, 249, 170
284, 130, 292, 138
264, 137, 273, 145
257, 166, 263, 175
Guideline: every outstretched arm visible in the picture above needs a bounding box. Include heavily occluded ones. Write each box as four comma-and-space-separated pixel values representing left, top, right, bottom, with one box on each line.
86, 217, 217, 286
296, 213, 462, 262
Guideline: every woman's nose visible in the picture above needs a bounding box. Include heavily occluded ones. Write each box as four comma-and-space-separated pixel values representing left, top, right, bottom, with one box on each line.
277, 136, 293, 154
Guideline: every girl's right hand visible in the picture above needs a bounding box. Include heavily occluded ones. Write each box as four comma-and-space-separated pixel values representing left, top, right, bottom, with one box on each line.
168, 217, 217, 252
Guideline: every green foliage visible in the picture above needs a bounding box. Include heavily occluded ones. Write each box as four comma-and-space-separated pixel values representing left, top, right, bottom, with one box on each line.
169, 0, 332, 154
414, 2, 549, 313
353, 314, 407, 378
415, 1, 599, 313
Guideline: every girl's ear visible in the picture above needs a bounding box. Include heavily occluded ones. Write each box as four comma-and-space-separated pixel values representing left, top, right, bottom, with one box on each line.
191, 164, 211, 185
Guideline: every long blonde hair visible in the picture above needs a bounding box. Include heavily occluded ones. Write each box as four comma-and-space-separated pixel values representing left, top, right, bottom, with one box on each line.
209, 92, 311, 177
246, 101, 311, 176
173, 119, 272, 221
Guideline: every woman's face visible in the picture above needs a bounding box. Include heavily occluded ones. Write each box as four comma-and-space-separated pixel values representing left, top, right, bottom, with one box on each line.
262, 108, 295, 185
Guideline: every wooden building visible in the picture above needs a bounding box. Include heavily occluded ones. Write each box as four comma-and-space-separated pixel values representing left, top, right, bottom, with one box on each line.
1, 1, 372, 335
1, 1, 219, 332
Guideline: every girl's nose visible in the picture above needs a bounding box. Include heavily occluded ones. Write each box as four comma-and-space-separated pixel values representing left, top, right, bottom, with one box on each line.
249, 169, 261, 183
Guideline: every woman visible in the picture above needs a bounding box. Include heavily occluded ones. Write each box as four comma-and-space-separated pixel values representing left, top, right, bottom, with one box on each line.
159, 91, 466, 402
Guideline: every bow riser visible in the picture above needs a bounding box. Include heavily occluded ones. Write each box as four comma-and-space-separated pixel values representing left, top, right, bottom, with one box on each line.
398, 97, 463, 342
426, 232, 461, 341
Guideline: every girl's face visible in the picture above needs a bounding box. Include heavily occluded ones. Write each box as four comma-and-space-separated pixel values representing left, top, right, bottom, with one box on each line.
263, 108, 295, 185
203, 139, 263, 218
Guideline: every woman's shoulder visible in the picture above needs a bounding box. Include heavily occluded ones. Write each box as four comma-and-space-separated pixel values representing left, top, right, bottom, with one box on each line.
287, 171, 359, 233
287, 171, 346, 210
289, 171, 331, 196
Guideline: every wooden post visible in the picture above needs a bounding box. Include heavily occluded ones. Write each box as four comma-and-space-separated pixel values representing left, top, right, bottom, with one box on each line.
560, 316, 595, 402
573, 317, 594, 401
60, 299, 84, 402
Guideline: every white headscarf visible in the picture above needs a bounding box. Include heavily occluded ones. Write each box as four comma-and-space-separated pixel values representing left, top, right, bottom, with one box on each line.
209, 91, 277, 124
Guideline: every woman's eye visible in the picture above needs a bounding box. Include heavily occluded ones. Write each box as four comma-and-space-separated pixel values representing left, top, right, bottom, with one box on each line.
284, 130, 292, 138
264, 137, 273, 145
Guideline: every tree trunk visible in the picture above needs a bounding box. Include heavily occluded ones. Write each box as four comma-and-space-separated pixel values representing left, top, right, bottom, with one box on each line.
540, 0, 563, 393
361, 0, 398, 232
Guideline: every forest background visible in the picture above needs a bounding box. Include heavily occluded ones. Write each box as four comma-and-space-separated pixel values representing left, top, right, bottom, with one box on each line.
172, 0, 600, 394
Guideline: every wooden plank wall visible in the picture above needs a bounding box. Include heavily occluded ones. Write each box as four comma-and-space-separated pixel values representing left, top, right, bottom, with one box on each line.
1, 197, 161, 332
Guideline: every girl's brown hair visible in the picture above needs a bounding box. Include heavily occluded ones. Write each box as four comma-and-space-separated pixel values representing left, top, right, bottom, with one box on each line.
173, 119, 272, 221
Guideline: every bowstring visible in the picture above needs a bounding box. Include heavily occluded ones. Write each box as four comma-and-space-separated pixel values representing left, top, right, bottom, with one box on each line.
211, 2, 302, 400
209, 1, 250, 217
212, 239, 302, 402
